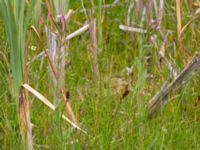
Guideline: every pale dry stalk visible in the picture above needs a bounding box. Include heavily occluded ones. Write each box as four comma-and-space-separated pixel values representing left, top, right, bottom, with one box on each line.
19, 88, 33, 150
89, 0, 99, 82
22, 84, 85, 133
148, 53, 200, 117
176, 0, 182, 43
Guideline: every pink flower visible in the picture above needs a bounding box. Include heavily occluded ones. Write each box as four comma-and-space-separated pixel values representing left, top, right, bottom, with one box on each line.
156, 25, 161, 30
56, 14, 65, 22
151, 18, 155, 23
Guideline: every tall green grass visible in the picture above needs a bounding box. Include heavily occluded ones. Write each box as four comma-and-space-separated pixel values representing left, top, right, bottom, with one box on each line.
0, 0, 36, 97
0, 0, 200, 149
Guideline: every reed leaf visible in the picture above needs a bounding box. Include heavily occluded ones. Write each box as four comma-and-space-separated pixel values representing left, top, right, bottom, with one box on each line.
0, 0, 36, 97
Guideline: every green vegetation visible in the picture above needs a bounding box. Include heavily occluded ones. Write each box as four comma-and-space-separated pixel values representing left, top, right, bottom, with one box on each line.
0, 0, 200, 149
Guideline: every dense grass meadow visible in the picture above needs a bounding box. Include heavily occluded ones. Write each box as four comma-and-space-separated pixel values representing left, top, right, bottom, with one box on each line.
0, 0, 200, 149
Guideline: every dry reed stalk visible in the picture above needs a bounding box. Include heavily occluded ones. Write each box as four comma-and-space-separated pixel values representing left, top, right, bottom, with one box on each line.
22, 84, 86, 133
61, 88, 78, 125
53, 4, 71, 95
59, 44, 66, 80
45, 5, 82, 126
45, 42, 79, 127
57, 9, 71, 92
45, 27, 60, 106
58, 41, 66, 99
89, 0, 99, 82
148, 53, 200, 117
64, 24, 90, 42
159, 0, 164, 22
45, 29, 79, 128
176, 0, 182, 44
119, 25, 147, 33
46, 16, 77, 127
45, 48, 60, 80
30, 24, 89, 64
19, 88, 33, 150
19, 28, 33, 150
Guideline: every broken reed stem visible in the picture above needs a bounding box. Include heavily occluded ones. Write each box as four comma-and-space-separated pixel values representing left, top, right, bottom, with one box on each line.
19, 88, 33, 150
119, 25, 147, 33
61, 88, 78, 125
148, 53, 200, 117
23, 89, 33, 150
64, 24, 89, 42
89, 0, 99, 82
45, 47, 79, 127
176, 0, 182, 44
22, 84, 85, 133
45, 27, 79, 128
29, 24, 90, 64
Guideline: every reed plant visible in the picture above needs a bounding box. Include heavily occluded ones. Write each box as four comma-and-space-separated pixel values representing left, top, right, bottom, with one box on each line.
0, 0, 36, 97
1, 0, 200, 149
0, 1, 36, 149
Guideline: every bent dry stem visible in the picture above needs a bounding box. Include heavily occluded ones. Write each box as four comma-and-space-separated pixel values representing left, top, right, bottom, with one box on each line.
148, 53, 200, 117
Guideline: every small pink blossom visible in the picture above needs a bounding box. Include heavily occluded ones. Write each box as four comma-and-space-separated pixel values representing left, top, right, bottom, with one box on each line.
151, 18, 155, 23
56, 14, 65, 22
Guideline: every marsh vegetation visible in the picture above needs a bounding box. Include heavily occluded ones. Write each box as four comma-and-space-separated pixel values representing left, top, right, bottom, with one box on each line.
0, 0, 200, 149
